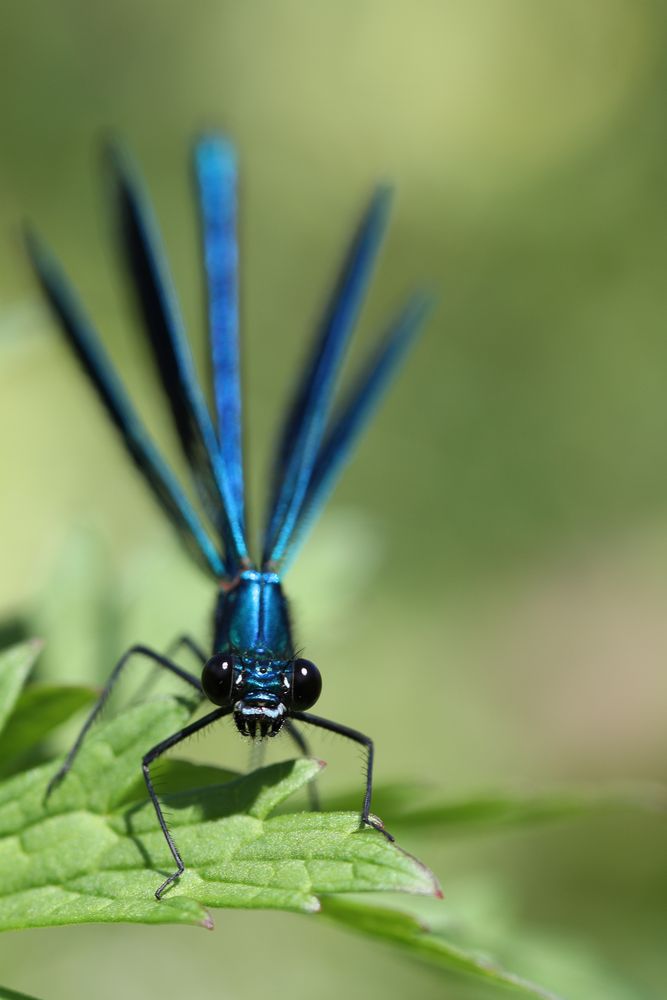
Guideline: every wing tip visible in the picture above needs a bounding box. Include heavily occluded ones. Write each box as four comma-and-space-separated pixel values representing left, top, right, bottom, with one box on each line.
101, 135, 134, 181
22, 219, 40, 259
402, 289, 438, 328
368, 182, 394, 231
193, 132, 238, 177
23, 223, 58, 289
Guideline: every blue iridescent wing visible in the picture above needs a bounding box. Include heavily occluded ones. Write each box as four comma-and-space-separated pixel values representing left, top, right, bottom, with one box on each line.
279, 294, 433, 573
25, 229, 226, 579
108, 145, 248, 571
262, 186, 392, 566
193, 136, 245, 526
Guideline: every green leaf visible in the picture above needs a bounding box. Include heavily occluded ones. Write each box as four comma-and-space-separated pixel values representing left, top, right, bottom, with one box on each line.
322, 897, 563, 1000
0, 641, 43, 737
0, 683, 97, 777
0, 693, 439, 931
0, 987, 44, 1000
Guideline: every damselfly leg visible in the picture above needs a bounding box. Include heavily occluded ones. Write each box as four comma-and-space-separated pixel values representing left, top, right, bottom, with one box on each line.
165, 635, 207, 664
45, 643, 202, 801
291, 711, 394, 841
142, 706, 233, 899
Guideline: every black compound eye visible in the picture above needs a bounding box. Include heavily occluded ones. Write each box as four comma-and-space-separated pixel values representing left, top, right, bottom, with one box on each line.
289, 658, 322, 711
201, 653, 238, 706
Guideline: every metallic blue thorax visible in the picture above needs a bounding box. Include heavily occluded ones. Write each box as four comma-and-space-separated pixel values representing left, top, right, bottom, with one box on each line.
213, 570, 294, 664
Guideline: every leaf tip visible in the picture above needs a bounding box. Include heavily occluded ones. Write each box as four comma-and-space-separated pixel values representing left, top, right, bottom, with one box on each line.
417, 868, 444, 899
387, 837, 443, 899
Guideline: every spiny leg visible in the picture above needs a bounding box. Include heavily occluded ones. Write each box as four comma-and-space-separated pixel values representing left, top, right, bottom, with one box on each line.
283, 719, 321, 811
289, 710, 393, 841
143, 706, 232, 899
133, 633, 207, 704
46, 644, 202, 800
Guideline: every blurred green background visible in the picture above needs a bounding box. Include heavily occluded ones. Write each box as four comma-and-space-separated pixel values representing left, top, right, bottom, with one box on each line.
0, 1, 666, 998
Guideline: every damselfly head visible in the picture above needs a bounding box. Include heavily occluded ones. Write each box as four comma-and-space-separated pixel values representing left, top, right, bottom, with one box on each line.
202, 650, 323, 739
202, 649, 289, 739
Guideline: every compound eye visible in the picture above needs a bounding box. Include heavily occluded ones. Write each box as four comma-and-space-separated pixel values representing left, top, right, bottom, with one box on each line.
201, 653, 237, 706
289, 658, 322, 711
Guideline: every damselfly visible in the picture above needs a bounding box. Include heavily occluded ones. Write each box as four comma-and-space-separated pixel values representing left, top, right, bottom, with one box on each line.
26, 137, 431, 898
